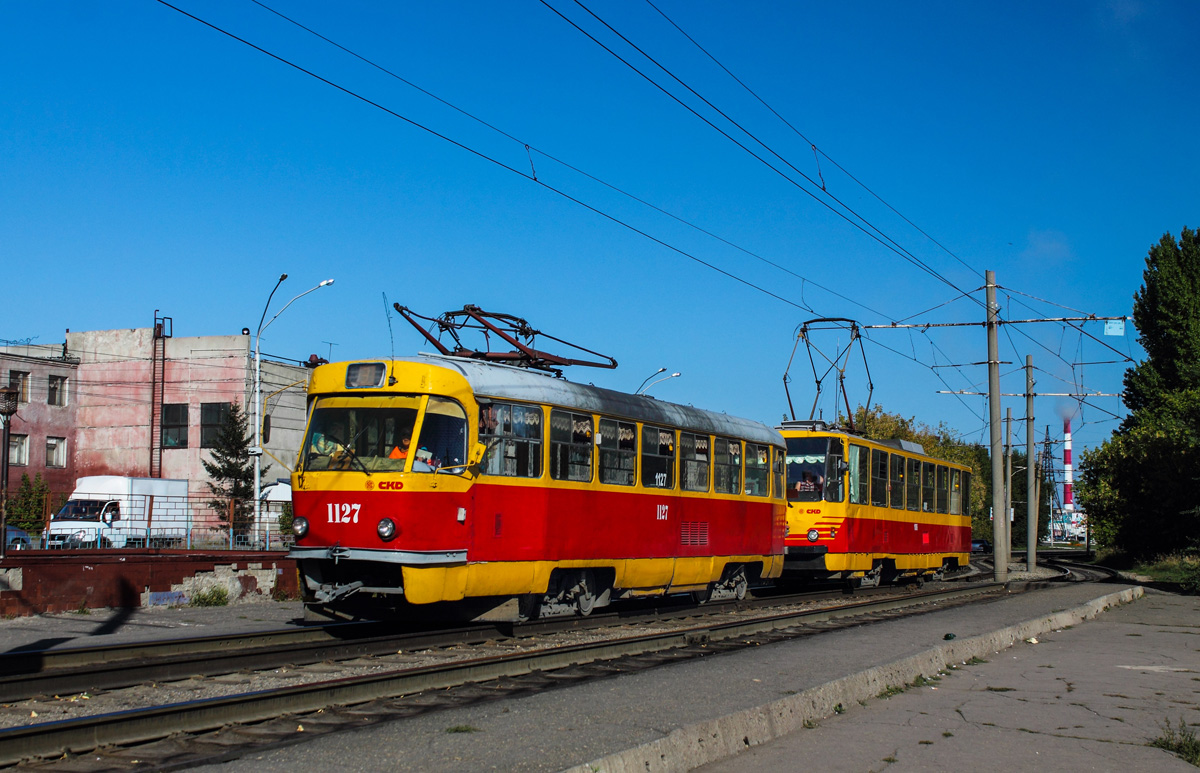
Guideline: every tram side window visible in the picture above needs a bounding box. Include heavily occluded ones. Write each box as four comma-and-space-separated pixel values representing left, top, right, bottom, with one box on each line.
774, 447, 786, 499
921, 462, 935, 512
870, 449, 889, 507
479, 402, 542, 478
906, 457, 921, 512
824, 441, 844, 502
962, 472, 972, 516
889, 455, 906, 510
598, 418, 636, 485
950, 469, 962, 514
641, 425, 675, 489
848, 444, 869, 504
745, 443, 770, 497
714, 438, 742, 495
550, 409, 593, 482
680, 432, 710, 492
936, 465, 949, 514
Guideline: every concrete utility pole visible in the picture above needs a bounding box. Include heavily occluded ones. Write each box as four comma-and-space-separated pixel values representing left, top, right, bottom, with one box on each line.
986, 270, 1006, 582
1026, 356, 1037, 571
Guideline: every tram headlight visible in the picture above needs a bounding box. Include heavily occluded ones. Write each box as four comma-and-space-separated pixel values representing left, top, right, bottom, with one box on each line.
807, 528, 820, 543
377, 517, 397, 541
292, 517, 309, 538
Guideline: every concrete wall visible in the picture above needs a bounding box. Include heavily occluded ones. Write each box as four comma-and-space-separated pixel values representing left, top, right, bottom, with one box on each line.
0, 551, 301, 615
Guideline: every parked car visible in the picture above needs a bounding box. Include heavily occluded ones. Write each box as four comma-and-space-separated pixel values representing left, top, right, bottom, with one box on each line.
971, 539, 992, 554
5, 526, 32, 551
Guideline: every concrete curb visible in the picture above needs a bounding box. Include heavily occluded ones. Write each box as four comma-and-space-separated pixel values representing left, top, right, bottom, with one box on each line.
564, 586, 1144, 773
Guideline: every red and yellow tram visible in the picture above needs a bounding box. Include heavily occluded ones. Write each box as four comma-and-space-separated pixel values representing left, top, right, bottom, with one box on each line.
289, 356, 787, 620
779, 420, 971, 585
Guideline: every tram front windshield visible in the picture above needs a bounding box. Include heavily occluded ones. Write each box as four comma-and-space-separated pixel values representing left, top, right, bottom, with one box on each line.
302, 395, 468, 473
786, 437, 830, 502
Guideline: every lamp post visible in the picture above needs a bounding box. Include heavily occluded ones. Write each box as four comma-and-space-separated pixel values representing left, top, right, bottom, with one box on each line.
0, 387, 18, 562
253, 276, 334, 533
639, 372, 681, 395
635, 368, 666, 395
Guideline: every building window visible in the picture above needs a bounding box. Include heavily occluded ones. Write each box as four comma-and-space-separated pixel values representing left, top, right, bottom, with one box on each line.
549, 409, 592, 482
640, 425, 675, 489
598, 417, 636, 486
200, 403, 231, 449
8, 371, 29, 403
162, 403, 188, 448
9, 434, 28, 466
47, 375, 68, 406
46, 436, 66, 468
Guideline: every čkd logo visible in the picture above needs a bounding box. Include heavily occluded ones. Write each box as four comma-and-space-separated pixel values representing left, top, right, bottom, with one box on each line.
379, 481, 405, 491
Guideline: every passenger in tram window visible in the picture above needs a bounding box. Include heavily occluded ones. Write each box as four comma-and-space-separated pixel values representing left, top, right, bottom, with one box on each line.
388, 434, 411, 460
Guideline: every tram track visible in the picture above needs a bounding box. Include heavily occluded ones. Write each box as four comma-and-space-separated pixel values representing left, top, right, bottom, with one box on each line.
0, 582, 945, 705
0, 582, 1012, 769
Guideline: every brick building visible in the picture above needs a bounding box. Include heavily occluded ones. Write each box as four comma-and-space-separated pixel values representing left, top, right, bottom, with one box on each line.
0, 342, 79, 494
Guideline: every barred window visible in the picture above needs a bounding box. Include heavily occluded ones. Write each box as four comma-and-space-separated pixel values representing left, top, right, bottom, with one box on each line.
640, 425, 675, 489
870, 449, 889, 507
745, 443, 770, 497
714, 438, 741, 495
889, 454, 906, 510
162, 404, 188, 449
598, 417, 636, 486
550, 409, 592, 482
680, 432, 710, 492
480, 402, 542, 478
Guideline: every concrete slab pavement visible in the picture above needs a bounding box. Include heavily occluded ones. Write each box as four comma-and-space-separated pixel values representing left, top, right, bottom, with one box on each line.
693, 590, 1200, 773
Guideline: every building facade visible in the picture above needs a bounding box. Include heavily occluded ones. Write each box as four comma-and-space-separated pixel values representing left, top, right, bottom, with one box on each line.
1, 342, 79, 494
3, 323, 311, 501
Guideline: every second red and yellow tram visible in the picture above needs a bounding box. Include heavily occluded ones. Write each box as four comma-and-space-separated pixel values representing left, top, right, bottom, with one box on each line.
779, 420, 972, 585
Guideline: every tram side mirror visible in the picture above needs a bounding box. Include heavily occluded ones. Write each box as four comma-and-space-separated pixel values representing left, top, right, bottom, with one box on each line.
469, 442, 486, 467
262, 415, 271, 444
837, 460, 849, 475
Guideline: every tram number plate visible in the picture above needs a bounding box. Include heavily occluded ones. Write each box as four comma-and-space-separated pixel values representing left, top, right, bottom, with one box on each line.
327, 503, 361, 524
656, 504, 669, 521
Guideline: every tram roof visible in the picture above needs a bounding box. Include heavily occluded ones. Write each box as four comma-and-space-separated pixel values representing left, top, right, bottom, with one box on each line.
375, 354, 783, 447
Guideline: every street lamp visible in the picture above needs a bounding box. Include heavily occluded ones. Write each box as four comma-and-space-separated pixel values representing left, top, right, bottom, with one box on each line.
639, 372, 681, 395
253, 276, 334, 533
635, 368, 666, 394
0, 387, 18, 563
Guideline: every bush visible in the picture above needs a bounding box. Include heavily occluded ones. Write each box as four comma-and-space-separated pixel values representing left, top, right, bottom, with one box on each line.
190, 586, 229, 607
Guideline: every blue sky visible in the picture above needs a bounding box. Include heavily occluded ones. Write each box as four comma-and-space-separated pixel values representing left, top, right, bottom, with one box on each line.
3, 0, 1196, 464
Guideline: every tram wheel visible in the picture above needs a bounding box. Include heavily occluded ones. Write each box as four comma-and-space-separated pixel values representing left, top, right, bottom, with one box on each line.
574, 570, 597, 617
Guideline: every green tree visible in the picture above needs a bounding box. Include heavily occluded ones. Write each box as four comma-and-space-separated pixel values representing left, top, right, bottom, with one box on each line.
201, 403, 267, 539
1077, 227, 1200, 558
7, 472, 50, 533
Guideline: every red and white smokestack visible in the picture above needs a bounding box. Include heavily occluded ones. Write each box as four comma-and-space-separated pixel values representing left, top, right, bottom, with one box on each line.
1063, 418, 1074, 513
